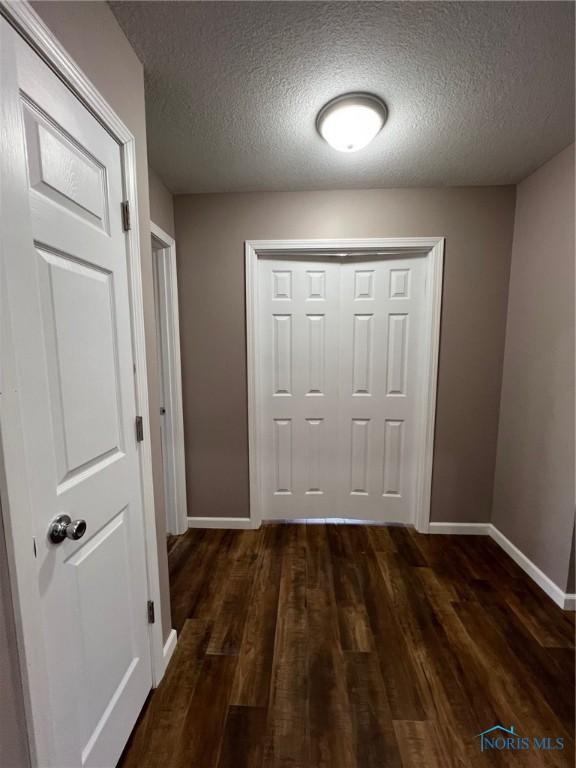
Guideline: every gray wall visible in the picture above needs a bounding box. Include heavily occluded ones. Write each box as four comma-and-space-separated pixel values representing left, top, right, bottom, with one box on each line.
32, 1, 172, 641
174, 187, 516, 523
493, 144, 575, 592
149, 167, 175, 238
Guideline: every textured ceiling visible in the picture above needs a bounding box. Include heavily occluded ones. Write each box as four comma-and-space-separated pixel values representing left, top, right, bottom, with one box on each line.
109, 1, 575, 193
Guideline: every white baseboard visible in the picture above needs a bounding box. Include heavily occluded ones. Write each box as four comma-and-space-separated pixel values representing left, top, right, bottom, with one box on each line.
563, 594, 576, 610
162, 628, 177, 673
429, 521, 574, 611
269, 518, 390, 525
187, 516, 256, 529
488, 525, 572, 610
428, 522, 492, 536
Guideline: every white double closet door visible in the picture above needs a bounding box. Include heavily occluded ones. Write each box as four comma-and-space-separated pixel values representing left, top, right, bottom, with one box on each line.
258, 255, 427, 523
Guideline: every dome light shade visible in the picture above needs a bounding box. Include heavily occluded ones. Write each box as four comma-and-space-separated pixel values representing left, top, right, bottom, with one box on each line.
316, 93, 387, 153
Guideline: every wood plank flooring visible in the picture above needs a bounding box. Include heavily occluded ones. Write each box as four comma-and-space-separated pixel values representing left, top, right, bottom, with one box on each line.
119, 524, 575, 768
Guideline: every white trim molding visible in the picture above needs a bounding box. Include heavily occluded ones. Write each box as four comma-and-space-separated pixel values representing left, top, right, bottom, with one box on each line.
489, 525, 574, 611
151, 221, 188, 536
563, 594, 576, 611
162, 629, 178, 672
428, 522, 492, 536
245, 237, 445, 534
429, 522, 575, 610
187, 516, 257, 530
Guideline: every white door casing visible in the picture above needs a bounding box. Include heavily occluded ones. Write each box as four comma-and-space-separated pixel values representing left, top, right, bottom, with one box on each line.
247, 239, 444, 531
0, 14, 158, 767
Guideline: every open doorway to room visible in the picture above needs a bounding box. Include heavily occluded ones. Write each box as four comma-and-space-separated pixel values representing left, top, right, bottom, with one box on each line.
151, 224, 188, 536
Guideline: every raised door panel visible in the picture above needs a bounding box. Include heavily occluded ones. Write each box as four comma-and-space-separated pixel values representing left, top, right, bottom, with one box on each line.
386, 313, 408, 396
272, 269, 292, 300
350, 419, 370, 495
354, 269, 375, 300
305, 418, 324, 494
352, 314, 373, 395
306, 269, 326, 300
36, 246, 123, 487
22, 100, 109, 232
273, 315, 293, 395
306, 314, 325, 395
66, 511, 135, 760
273, 419, 293, 494
382, 420, 404, 497
389, 268, 410, 299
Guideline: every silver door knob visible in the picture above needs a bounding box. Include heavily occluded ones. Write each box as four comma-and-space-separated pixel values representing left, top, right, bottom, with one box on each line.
48, 514, 87, 544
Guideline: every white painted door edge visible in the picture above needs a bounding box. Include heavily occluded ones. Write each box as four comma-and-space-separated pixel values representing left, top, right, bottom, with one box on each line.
429, 522, 575, 611
0, 3, 165, 764
151, 221, 188, 536
246, 237, 445, 535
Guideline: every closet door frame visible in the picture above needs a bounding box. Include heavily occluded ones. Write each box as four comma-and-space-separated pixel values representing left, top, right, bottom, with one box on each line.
246, 237, 445, 533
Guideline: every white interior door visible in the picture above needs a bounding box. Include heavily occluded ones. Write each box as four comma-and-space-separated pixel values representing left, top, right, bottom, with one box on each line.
152, 239, 173, 533
1, 22, 151, 767
150, 224, 188, 537
258, 253, 426, 523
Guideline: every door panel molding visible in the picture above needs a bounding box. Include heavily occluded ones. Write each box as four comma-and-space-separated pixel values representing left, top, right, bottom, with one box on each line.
246, 238, 444, 533
0, 4, 165, 765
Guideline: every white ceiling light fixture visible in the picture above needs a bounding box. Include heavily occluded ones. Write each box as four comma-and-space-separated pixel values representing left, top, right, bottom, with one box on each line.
316, 93, 388, 153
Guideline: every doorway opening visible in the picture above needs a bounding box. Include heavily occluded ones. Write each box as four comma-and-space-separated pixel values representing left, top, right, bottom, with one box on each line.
246, 238, 444, 532
151, 223, 188, 536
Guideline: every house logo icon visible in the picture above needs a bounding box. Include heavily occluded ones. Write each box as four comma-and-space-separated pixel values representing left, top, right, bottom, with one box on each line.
476, 724, 565, 752
476, 725, 519, 752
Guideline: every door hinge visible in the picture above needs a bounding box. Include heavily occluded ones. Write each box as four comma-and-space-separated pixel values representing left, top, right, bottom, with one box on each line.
135, 415, 144, 442
147, 600, 155, 624
121, 200, 131, 232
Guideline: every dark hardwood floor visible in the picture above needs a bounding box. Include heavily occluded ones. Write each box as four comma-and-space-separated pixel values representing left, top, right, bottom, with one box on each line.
119, 523, 575, 768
